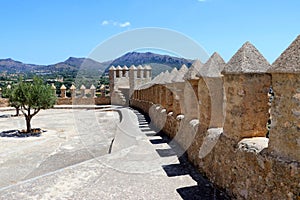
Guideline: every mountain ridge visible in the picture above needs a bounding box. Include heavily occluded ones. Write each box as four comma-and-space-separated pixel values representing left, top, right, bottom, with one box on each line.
0, 52, 193, 77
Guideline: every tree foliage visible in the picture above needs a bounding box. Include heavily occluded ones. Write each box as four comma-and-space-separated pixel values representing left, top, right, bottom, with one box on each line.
3, 85, 21, 116
10, 77, 57, 133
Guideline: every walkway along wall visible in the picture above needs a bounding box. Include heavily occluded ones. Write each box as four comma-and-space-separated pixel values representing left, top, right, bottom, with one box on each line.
130, 38, 300, 200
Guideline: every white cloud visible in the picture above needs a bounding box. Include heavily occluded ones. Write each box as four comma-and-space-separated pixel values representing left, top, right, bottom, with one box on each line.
101, 20, 109, 25
101, 20, 131, 28
119, 21, 131, 28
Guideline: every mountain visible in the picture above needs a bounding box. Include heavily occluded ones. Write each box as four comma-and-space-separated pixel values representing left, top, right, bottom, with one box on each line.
43, 57, 108, 74
107, 52, 193, 77
0, 57, 107, 75
0, 52, 193, 78
0, 58, 40, 73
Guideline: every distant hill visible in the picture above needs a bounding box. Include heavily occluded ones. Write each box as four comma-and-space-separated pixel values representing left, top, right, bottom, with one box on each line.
107, 52, 193, 77
0, 57, 107, 75
0, 52, 193, 78
0, 58, 40, 73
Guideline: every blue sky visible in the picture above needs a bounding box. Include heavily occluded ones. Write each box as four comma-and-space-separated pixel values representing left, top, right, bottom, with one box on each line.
0, 0, 299, 65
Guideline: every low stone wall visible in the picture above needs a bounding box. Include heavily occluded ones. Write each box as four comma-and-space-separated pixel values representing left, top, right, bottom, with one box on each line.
57, 97, 111, 105
1, 97, 111, 107
0, 98, 9, 107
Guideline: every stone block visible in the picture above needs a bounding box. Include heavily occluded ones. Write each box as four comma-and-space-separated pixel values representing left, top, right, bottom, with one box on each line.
268, 73, 300, 161
223, 73, 271, 142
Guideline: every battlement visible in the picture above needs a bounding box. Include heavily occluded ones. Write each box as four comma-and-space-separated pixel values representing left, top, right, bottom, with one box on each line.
109, 64, 152, 105
130, 36, 300, 200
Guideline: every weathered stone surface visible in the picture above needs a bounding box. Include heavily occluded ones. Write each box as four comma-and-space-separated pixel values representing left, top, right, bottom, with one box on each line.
129, 37, 300, 200
172, 64, 189, 82
56, 97, 111, 105
183, 79, 199, 119
184, 60, 203, 80
0, 98, 9, 107
198, 52, 226, 77
270, 35, 300, 73
223, 73, 271, 142
224, 42, 271, 74
268, 73, 300, 161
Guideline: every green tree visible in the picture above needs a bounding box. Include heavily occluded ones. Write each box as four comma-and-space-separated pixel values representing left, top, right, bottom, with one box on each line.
4, 85, 21, 116
11, 77, 57, 133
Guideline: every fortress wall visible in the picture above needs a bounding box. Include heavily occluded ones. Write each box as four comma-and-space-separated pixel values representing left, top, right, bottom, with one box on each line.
268, 73, 300, 161
223, 73, 271, 142
130, 71, 300, 200
0, 98, 9, 107
56, 97, 110, 105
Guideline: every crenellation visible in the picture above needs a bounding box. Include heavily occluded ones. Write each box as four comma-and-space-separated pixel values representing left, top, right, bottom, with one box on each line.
129, 37, 300, 199
60, 84, 67, 98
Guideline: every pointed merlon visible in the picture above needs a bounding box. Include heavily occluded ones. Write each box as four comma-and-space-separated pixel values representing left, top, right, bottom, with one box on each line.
80, 85, 86, 90
137, 65, 144, 69
224, 41, 271, 73
90, 84, 96, 90
60, 84, 66, 90
172, 64, 189, 83
160, 70, 170, 84
109, 66, 116, 70
70, 84, 76, 90
270, 35, 300, 73
152, 72, 165, 84
51, 83, 56, 90
144, 65, 152, 70
129, 65, 137, 70
184, 59, 203, 80
116, 65, 122, 70
123, 65, 128, 70
198, 52, 226, 77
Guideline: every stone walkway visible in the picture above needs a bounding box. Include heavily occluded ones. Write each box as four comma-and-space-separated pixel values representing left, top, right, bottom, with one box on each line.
0, 106, 228, 199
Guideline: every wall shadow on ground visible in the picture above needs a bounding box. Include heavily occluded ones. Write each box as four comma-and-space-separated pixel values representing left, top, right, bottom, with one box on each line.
132, 108, 230, 200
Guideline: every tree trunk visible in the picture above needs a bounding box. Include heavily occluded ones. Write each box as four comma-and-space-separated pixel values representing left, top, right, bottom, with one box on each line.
26, 116, 31, 133
16, 107, 20, 116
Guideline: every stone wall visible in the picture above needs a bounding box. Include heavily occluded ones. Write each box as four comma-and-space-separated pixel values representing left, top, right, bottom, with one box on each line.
0, 98, 9, 107
0, 84, 111, 107
56, 97, 110, 105
129, 39, 300, 199
109, 65, 152, 105
268, 73, 300, 161
130, 75, 299, 200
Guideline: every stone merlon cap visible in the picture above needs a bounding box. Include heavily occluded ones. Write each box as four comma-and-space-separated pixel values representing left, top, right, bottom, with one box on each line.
51, 83, 56, 89
184, 59, 203, 80
60, 84, 66, 90
160, 70, 170, 84
70, 84, 76, 90
170, 67, 178, 75
116, 65, 122, 70
123, 65, 128, 70
171, 64, 189, 82
129, 65, 137, 70
80, 85, 86, 90
109, 66, 116, 70
90, 84, 96, 90
198, 52, 226, 77
151, 72, 163, 84
270, 35, 300, 73
137, 65, 144, 69
144, 65, 152, 70
223, 41, 271, 74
